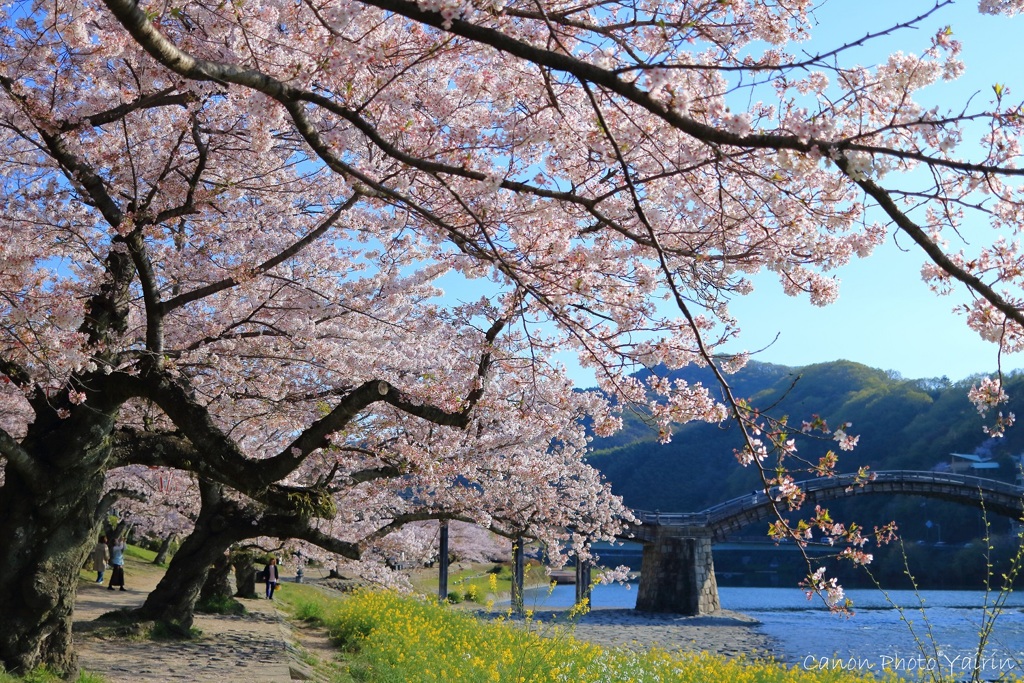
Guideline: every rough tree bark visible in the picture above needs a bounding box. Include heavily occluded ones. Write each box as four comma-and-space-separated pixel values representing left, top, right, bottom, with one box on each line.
153, 532, 177, 566
231, 549, 259, 599
198, 551, 234, 606
132, 481, 249, 630
0, 232, 136, 675
133, 479, 362, 630
0, 421, 114, 675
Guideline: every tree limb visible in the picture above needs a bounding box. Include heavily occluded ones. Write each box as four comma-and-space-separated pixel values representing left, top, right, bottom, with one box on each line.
0, 428, 45, 490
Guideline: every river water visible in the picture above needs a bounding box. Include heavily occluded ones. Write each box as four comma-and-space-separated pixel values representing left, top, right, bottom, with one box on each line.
517, 583, 1024, 679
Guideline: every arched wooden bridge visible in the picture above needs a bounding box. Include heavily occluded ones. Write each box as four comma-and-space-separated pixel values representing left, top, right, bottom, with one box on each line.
623, 470, 1024, 615
630, 470, 1024, 542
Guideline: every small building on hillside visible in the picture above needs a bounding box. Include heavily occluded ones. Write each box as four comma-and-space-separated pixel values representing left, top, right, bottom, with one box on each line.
949, 452, 1000, 474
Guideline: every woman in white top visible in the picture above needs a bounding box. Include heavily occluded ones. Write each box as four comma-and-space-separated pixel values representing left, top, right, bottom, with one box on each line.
108, 537, 126, 591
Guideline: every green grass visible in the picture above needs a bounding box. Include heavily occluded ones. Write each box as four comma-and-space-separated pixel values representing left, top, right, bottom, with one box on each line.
123, 544, 156, 563
78, 543, 161, 585
276, 585, 908, 683
195, 594, 246, 616
409, 562, 548, 606
0, 669, 104, 683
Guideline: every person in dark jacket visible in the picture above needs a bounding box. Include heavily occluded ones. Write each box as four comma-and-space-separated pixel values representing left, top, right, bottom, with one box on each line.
263, 557, 280, 599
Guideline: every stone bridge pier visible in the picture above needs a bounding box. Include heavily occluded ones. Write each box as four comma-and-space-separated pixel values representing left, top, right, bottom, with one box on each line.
625, 470, 1024, 616
635, 525, 719, 615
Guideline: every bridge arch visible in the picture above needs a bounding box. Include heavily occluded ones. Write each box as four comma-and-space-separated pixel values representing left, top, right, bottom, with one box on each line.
626, 471, 1024, 615
705, 470, 1024, 540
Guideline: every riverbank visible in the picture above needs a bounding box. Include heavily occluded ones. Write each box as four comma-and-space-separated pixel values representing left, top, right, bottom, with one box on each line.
510, 607, 777, 660
411, 562, 777, 659
70, 559, 776, 682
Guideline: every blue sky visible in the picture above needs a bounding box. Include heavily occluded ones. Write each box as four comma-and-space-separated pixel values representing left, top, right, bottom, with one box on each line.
439, 3, 1024, 386
718, 2, 1024, 383
726, 237, 1019, 382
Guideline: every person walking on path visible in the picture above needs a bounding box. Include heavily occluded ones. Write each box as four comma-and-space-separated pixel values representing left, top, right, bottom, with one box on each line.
108, 536, 126, 591
92, 535, 109, 584
263, 557, 280, 599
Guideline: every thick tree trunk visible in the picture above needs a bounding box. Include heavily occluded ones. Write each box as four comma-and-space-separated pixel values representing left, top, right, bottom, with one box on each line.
199, 551, 233, 604
132, 482, 244, 630
153, 532, 177, 566
0, 452, 109, 675
231, 550, 259, 599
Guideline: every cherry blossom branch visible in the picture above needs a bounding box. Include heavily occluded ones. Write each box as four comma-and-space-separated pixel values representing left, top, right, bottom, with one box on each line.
505, 1, 953, 76
357, 512, 472, 544
111, 427, 341, 513
276, 316, 507, 476
160, 193, 361, 314
256, 512, 361, 560
126, 231, 165, 362
87, 0, 729, 390
0, 75, 125, 229
95, 0, 1024, 369
86, 0, 680, 270
839, 158, 1024, 330
0, 76, 141, 359
113, 428, 250, 482
95, 487, 148, 524
190, 479, 362, 560
578, 71, 847, 602
168, 114, 209, 225
355, 511, 531, 548
56, 88, 196, 133
112, 311, 505, 491
77, 0, 705, 268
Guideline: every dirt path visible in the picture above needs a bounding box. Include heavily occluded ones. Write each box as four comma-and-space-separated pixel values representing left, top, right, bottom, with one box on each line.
73, 558, 315, 682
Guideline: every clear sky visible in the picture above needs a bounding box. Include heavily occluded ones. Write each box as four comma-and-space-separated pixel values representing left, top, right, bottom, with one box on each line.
716, 2, 1024, 383
725, 238, 1022, 382
439, 3, 1024, 386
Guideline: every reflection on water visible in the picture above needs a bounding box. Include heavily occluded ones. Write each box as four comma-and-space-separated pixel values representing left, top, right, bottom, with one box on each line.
514, 583, 1024, 678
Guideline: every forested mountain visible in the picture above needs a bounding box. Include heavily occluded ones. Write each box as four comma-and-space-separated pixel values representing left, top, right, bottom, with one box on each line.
586, 360, 1024, 545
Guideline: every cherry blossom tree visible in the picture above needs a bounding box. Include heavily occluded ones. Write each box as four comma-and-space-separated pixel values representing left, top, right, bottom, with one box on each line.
3, 0, 1024, 674
0, 37, 611, 668
90, 0, 1024, 586
101, 465, 198, 551
110, 374, 629, 630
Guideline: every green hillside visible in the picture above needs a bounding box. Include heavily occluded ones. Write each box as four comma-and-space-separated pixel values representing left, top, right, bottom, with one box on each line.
586, 360, 1024, 546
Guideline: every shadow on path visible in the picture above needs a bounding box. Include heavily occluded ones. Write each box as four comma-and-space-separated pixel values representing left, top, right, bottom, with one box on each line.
73, 558, 298, 682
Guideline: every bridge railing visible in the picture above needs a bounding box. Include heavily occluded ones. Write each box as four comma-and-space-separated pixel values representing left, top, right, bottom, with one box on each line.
632, 470, 1024, 528
797, 470, 1024, 499
631, 510, 710, 526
